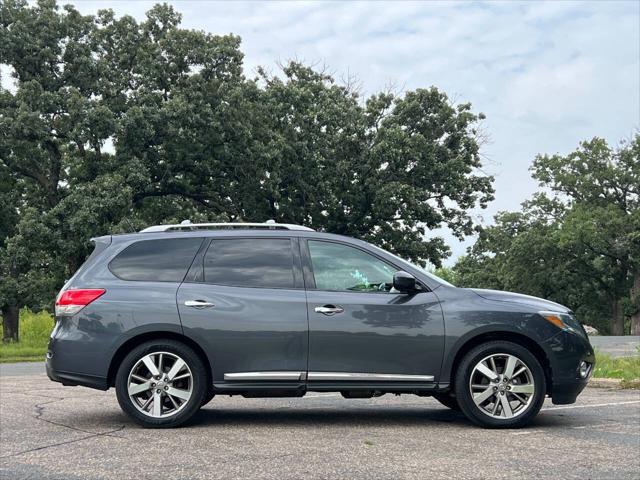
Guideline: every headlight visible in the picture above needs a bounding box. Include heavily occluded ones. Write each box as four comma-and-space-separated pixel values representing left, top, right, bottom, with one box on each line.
539, 311, 584, 335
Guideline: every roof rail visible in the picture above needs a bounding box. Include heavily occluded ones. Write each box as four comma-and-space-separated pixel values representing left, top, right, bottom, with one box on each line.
139, 219, 315, 233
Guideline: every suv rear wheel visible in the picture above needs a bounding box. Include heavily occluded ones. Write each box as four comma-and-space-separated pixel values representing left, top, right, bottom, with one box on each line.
455, 340, 546, 428
115, 340, 207, 428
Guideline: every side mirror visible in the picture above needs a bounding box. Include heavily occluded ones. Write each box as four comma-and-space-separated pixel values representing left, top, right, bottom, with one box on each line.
393, 270, 417, 293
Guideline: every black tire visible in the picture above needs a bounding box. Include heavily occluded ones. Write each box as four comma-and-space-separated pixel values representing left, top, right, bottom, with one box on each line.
455, 340, 546, 428
432, 392, 461, 411
115, 339, 207, 428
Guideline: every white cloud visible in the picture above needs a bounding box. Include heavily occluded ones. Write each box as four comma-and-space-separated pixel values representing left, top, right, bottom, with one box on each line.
23, 0, 640, 262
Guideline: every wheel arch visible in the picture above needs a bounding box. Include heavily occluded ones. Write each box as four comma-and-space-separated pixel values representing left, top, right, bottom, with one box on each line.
444, 330, 553, 395
107, 331, 212, 388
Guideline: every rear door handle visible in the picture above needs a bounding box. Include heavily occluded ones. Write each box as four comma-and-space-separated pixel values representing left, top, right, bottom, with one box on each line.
314, 305, 344, 316
184, 300, 215, 309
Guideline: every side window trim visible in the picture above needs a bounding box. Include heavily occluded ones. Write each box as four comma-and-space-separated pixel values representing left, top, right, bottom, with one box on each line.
182, 238, 211, 284
190, 236, 300, 290
302, 239, 402, 293
299, 237, 317, 290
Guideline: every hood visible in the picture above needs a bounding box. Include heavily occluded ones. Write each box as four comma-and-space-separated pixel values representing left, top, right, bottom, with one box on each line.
469, 289, 571, 313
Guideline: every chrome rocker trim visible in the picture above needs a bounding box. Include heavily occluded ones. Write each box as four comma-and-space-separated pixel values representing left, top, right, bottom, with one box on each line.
223, 372, 435, 382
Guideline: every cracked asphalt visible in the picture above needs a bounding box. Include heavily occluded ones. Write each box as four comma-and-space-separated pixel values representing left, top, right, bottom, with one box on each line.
1, 370, 639, 480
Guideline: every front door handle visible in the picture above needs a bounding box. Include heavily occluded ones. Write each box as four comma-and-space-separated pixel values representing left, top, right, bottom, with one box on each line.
184, 300, 215, 309
314, 305, 344, 316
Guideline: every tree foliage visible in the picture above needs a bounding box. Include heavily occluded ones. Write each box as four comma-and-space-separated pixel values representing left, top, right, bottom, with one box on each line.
455, 136, 640, 334
0, 0, 494, 340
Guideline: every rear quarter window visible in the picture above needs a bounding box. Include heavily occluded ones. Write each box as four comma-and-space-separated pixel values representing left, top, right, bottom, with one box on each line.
109, 238, 203, 282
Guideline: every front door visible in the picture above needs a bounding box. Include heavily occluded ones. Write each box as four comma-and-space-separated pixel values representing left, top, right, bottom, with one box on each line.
303, 239, 444, 385
177, 237, 308, 387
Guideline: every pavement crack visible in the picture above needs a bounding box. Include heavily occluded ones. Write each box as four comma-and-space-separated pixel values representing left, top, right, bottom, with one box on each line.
0, 426, 126, 459
31, 396, 126, 439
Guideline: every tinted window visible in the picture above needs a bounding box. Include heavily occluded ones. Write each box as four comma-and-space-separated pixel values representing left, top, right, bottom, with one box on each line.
110, 238, 202, 282
203, 239, 294, 288
308, 241, 396, 292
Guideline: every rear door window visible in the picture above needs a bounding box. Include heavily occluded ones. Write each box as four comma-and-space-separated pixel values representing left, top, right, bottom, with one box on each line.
203, 238, 294, 289
109, 238, 203, 282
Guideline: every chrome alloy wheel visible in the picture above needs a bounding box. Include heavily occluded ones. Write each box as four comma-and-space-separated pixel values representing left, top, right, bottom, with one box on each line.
127, 352, 193, 418
469, 353, 535, 419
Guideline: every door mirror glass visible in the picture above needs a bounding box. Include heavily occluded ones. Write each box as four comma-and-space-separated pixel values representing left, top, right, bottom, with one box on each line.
393, 271, 417, 293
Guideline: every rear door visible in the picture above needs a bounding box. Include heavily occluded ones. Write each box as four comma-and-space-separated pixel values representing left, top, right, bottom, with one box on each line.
177, 236, 308, 388
303, 239, 444, 385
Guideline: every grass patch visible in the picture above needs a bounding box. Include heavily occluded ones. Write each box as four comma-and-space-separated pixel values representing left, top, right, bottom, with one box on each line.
593, 350, 640, 385
0, 309, 53, 363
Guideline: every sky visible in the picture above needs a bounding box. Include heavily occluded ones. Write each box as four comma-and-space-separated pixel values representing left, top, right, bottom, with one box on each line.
4, 1, 640, 264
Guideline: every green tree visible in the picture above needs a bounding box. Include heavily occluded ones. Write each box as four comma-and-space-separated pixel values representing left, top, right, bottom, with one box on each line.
455, 136, 640, 334
532, 136, 640, 334
254, 64, 494, 265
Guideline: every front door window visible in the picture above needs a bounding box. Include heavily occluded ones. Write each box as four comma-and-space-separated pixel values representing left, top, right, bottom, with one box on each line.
308, 240, 395, 292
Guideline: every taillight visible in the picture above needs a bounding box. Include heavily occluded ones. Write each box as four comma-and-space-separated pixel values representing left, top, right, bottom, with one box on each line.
55, 289, 106, 317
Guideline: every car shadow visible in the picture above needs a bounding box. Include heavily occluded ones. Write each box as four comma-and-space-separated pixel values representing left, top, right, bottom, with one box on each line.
189, 405, 471, 429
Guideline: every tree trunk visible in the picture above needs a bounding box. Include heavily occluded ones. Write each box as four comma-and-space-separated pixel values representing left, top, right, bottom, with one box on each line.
611, 298, 624, 336
1, 305, 19, 343
630, 270, 640, 336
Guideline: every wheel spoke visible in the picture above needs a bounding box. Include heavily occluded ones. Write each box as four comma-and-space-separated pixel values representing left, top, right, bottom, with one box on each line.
510, 384, 534, 394
512, 366, 527, 379
172, 373, 190, 381
503, 355, 518, 379
476, 362, 498, 381
128, 381, 151, 396
166, 386, 190, 401
511, 392, 528, 404
499, 394, 513, 418
142, 355, 160, 377
131, 373, 148, 382
167, 393, 180, 409
167, 359, 186, 381
152, 392, 162, 417
473, 386, 495, 406
141, 395, 153, 411
489, 356, 498, 375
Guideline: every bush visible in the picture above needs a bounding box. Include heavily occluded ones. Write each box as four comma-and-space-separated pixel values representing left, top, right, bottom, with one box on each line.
0, 308, 54, 362
593, 350, 640, 384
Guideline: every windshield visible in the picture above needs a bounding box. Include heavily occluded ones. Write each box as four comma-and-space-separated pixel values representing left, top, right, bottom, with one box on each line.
369, 245, 456, 288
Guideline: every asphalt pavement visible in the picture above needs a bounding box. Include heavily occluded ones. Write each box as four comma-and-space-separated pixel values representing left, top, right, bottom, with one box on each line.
1, 369, 639, 480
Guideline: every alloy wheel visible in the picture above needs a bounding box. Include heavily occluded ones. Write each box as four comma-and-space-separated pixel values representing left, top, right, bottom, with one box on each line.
127, 351, 193, 418
468, 353, 535, 419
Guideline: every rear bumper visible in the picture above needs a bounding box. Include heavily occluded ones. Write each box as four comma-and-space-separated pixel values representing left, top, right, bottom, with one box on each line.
543, 330, 595, 405
46, 352, 108, 390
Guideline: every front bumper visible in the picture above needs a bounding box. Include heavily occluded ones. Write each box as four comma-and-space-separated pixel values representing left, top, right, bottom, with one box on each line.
542, 330, 595, 405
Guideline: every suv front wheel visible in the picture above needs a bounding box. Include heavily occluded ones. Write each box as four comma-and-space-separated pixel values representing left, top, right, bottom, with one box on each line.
455, 341, 546, 428
115, 340, 207, 428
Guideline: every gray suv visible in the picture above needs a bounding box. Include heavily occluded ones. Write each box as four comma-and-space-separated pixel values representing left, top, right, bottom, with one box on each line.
47, 221, 595, 428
